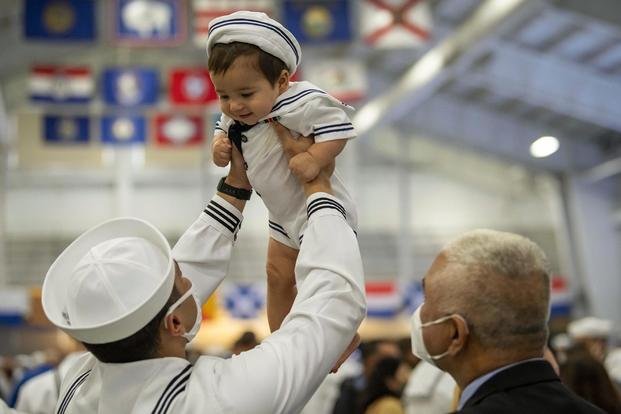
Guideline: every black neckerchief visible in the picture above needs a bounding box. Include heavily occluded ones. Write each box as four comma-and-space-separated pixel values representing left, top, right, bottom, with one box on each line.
228, 121, 256, 156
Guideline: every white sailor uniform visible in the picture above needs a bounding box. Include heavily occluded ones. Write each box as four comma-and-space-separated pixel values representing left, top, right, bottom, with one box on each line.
53, 193, 366, 414
216, 81, 358, 249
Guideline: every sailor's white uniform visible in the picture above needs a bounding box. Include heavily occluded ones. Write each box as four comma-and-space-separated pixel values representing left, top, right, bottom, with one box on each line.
216, 81, 358, 249
53, 193, 366, 414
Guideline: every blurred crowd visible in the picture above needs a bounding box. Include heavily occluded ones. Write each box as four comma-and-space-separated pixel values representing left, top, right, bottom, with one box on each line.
2, 316, 621, 414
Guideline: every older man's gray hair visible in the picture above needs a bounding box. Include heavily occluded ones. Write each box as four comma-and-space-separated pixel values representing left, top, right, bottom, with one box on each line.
437, 229, 551, 351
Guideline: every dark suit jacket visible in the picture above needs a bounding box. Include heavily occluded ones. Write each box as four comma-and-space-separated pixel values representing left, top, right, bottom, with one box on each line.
458, 360, 605, 413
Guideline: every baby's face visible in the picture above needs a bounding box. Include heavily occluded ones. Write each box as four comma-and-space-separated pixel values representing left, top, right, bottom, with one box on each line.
211, 56, 286, 125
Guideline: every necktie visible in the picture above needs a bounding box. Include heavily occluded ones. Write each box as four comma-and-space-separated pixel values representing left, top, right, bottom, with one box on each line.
228, 122, 255, 157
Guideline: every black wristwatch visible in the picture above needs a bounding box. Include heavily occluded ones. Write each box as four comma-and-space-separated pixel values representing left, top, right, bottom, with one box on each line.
217, 177, 252, 200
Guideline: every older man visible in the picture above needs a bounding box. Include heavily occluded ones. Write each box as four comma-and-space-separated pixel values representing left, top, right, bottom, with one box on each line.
410, 229, 604, 413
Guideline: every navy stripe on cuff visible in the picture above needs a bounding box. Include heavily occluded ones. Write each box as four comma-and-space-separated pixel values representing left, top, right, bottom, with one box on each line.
204, 199, 241, 234
307, 197, 346, 220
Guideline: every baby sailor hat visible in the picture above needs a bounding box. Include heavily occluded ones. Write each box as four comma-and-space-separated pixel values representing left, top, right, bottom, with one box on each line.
42, 218, 174, 344
206, 10, 302, 74
567, 316, 613, 339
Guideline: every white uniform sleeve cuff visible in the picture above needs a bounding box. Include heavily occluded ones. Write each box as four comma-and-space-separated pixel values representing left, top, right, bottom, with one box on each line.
202, 195, 243, 238
306, 192, 347, 221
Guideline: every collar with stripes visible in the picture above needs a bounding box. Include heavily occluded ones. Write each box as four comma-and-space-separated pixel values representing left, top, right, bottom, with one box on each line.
56, 370, 91, 414
151, 364, 193, 414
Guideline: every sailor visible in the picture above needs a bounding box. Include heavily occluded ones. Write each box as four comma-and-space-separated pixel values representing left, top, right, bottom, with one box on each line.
40, 124, 366, 413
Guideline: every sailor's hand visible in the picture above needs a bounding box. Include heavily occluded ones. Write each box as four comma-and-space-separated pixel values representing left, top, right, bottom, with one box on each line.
272, 122, 332, 196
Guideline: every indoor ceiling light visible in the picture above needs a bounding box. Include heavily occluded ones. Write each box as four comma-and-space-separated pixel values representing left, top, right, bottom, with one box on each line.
530, 136, 559, 158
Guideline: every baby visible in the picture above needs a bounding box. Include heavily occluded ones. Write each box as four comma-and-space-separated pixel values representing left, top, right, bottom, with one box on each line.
206, 11, 359, 347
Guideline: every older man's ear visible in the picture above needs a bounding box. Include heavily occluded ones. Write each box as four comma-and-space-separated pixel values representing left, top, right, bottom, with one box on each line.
447, 315, 470, 356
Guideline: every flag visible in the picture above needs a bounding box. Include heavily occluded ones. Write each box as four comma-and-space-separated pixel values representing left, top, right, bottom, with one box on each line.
361, 0, 432, 49
303, 58, 366, 103
401, 280, 424, 315
283, 0, 352, 44
114, 0, 187, 46
43, 115, 90, 144
169, 68, 217, 105
365, 281, 403, 319
23, 0, 96, 41
102, 68, 159, 106
101, 115, 146, 145
550, 275, 572, 317
0, 288, 29, 326
154, 113, 204, 146
222, 282, 265, 319
192, 0, 275, 47
29, 65, 94, 104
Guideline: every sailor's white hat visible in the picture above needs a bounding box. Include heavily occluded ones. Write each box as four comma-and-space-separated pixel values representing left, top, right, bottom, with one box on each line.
42, 218, 174, 344
206, 10, 302, 74
567, 316, 613, 339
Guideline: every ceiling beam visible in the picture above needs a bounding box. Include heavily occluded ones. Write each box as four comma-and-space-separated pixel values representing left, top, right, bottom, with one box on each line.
466, 39, 621, 132
353, 0, 540, 136
582, 157, 621, 182
394, 92, 602, 172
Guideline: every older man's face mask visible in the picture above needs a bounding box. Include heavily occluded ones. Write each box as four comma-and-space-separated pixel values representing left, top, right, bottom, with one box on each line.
410, 303, 468, 367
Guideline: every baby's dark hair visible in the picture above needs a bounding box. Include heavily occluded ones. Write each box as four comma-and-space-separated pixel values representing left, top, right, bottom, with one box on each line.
208, 42, 288, 85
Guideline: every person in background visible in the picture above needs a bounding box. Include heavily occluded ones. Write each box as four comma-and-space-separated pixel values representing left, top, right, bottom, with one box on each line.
397, 337, 419, 370
14, 351, 84, 414
560, 344, 621, 414
606, 348, 621, 391
568, 317, 613, 362
231, 331, 259, 356
410, 229, 605, 413
332, 339, 402, 414
360, 356, 410, 414
402, 359, 456, 414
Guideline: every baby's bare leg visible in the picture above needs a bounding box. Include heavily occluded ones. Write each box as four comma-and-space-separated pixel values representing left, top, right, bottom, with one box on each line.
266, 237, 299, 332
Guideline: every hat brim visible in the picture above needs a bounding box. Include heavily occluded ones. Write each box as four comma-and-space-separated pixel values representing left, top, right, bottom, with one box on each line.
42, 217, 174, 344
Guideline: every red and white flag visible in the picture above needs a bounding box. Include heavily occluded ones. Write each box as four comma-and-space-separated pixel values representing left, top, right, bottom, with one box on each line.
303, 58, 366, 103
366, 281, 403, 319
154, 113, 204, 146
361, 0, 432, 49
193, 0, 275, 48
29, 65, 94, 104
550, 275, 572, 317
169, 68, 217, 105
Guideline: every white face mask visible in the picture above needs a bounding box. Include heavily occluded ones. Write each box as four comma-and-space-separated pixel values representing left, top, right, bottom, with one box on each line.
165, 287, 203, 343
410, 303, 466, 367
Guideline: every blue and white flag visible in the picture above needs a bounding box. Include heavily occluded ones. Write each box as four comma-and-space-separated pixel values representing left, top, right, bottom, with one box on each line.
43, 115, 90, 144
283, 0, 352, 44
401, 280, 424, 315
222, 282, 265, 319
114, 0, 186, 46
0, 288, 29, 326
101, 115, 146, 145
23, 0, 96, 41
102, 68, 159, 107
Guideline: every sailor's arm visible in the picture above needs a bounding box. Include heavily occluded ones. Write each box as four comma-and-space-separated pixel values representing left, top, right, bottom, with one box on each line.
172, 144, 251, 304
210, 124, 366, 414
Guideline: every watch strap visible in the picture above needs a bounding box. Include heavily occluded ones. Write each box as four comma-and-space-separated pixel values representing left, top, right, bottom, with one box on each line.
217, 177, 252, 200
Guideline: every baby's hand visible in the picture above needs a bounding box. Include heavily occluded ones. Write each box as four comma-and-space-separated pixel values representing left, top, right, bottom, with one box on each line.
289, 152, 321, 183
212, 133, 232, 167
